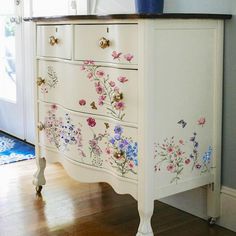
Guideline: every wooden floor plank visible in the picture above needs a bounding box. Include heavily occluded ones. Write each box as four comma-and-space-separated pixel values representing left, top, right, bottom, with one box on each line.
0, 160, 235, 236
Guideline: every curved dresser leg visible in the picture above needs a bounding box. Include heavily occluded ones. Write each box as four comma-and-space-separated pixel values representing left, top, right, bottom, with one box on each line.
33, 157, 46, 194
136, 201, 154, 236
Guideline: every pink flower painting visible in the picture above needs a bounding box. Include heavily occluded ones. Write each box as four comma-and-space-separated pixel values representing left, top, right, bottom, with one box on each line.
95, 82, 104, 95
96, 70, 105, 78
112, 51, 122, 60
124, 53, 134, 63
114, 101, 125, 111
79, 99, 86, 106
117, 76, 128, 83
87, 117, 96, 127
197, 117, 206, 127
109, 81, 116, 87
81, 58, 129, 121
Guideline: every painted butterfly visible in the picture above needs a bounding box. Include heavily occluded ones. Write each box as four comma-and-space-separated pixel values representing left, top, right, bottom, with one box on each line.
177, 120, 187, 128
90, 101, 97, 110
104, 123, 110, 129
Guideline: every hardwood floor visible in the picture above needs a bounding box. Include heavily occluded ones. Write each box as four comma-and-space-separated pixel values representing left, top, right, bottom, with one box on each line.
0, 160, 235, 236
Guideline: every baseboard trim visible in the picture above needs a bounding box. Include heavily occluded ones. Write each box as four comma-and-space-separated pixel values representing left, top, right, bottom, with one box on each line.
160, 185, 236, 232
221, 186, 236, 197
218, 186, 236, 232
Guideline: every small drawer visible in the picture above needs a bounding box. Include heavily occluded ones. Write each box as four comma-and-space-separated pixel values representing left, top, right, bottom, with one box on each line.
74, 24, 138, 65
37, 60, 138, 124
37, 25, 72, 59
38, 102, 138, 180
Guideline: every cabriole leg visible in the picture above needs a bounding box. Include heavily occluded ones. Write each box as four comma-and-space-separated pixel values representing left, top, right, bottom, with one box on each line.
33, 157, 46, 193
136, 200, 154, 236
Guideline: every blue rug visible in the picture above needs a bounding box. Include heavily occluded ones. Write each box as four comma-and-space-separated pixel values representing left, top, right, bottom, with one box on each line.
0, 132, 35, 165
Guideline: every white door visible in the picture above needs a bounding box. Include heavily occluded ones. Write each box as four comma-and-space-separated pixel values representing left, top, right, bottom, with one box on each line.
0, 0, 25, 139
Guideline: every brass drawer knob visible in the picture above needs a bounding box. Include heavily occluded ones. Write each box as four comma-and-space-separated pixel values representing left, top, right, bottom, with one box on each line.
99, 37, 110, 49
49, 36, 59, 46
37, 77, 45, 86
37, 122, 45, 131
113, 92, 124, 103
114, 150, 125, 160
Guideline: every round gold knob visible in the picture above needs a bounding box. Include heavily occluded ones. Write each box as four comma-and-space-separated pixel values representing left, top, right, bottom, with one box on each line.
37, 122, 45, 131
113, 92, 124, 102
49, 36, 59, 46
37, 77, 45, 86
99, 37, 110, 49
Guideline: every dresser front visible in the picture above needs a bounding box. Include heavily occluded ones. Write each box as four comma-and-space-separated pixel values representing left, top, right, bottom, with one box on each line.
36, 22, 139, 197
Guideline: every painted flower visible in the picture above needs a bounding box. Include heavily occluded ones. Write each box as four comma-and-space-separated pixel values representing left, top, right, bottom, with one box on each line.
84, 60, 95, 65
114, 101, 125, 111
79, 99, 86, 106
96, 70, 105, 78
87, 117, 96, 127
108, 127, 138, 175
51, 104, 58, 111
167, 146, 173, 153
118, 139, 129, 150
112, 51, 122, 60
95, 82, 104, 95
179, 139, 184, 145
177, 151, 182, 156
124, 53, 134, 62
114, 125, 123, 134
118, 142, 126, 150
129, 161, 134, 168
109, 81, 116, 87
105, 147, 112, 155
114, 87, 120, 93
167, 164, 175, 172
202, 146, 212, 164
89, 139, 98, 148
114, 134, 121, 141
109, 138, 116, 145
80, 65, 86, 71
185, 159, 191, 165
87, 72, 93, 79
98, 95, 106, 106
81, 59, 127, 121
89, 139, 102, 156
196, 164, 202, 169
198, 117, 206, 127
117, 76, 128, 83
126, 143, 138, 161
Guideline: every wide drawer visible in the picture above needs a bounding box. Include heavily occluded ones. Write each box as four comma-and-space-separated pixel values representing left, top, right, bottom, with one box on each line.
37, 25, 72, 59
74, 24, 138, 65
37, 60, 138, 124
38, 102, 138, 180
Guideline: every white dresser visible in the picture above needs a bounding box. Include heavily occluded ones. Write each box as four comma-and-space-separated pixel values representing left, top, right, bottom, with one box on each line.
28, 13, 231, 235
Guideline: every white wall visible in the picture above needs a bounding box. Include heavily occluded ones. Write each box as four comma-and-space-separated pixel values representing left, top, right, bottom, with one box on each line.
164, 0, 232, 14
32, 0, 89, 16
90, 0, 233, 14
31, 0, 233, 16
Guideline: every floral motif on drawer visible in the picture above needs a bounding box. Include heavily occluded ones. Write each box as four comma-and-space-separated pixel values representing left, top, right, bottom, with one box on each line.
42, 104, 138, 178
81, 60, 129, 121
40, 66, 58, 94
154, 117, 212, 184
107, 125, 138, 176
111, 51, 134, 63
